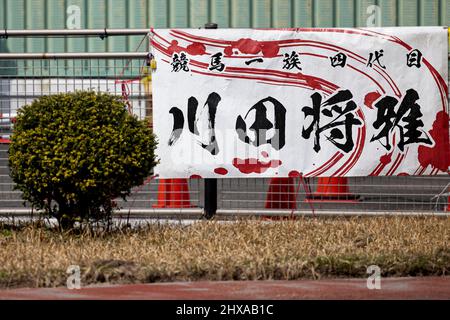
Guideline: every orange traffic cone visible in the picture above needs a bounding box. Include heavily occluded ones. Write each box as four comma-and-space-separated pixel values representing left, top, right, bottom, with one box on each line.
306, 177, 358, 202
152, 178, 194, 208
265, 177, 297, 209
0, 135, 10, 144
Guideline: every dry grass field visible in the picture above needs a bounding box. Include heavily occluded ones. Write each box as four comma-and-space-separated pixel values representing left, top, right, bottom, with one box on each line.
0, 216, 449, 288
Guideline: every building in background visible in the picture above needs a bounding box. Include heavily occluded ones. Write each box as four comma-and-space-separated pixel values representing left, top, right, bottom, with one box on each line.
0, 0, 448, 54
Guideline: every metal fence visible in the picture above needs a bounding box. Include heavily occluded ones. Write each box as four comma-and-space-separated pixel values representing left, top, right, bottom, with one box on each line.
0, 53, 449, 217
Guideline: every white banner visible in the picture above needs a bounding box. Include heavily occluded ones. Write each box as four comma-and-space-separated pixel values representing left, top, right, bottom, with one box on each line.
150, 27, 449, 178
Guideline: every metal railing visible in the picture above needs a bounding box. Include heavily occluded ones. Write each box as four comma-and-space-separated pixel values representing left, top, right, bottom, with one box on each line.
0, 54, 448, 217
0, 53, 203, 217
0, 28, 448, 217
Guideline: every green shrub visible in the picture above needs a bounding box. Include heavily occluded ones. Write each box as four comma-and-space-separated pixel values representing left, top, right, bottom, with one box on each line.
8, 91, 157, 229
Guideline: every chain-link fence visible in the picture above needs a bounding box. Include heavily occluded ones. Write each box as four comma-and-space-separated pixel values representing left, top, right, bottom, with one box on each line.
0, 55, 448, 217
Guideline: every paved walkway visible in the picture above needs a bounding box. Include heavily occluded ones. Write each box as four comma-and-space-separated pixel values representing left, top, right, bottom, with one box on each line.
0, 277, 449, 300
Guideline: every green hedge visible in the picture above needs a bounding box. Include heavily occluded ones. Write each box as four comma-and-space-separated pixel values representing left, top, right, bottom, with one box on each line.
9, 91, 158, 229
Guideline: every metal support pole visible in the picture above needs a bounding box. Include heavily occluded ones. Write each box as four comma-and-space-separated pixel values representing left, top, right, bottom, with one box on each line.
203, 22, 218, 219
0, 28, 150, 38
0, 52, 148, 59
